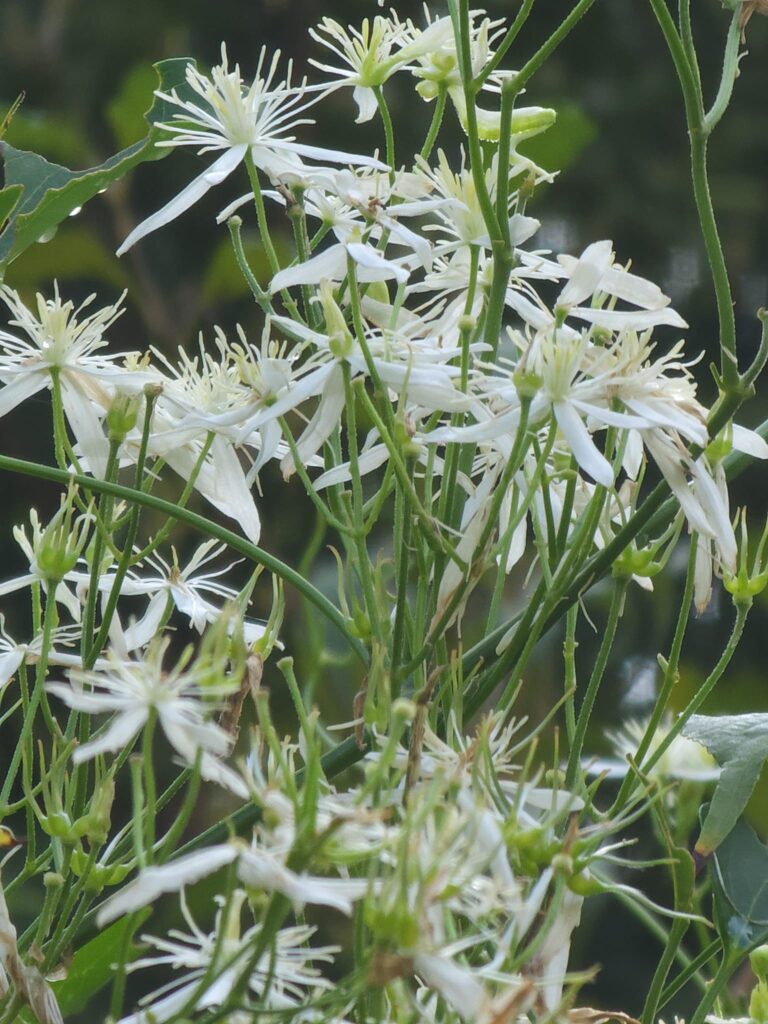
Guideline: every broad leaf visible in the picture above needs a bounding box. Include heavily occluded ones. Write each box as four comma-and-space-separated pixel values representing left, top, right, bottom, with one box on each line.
0, 57, 195, 268
683, 713, 768, 855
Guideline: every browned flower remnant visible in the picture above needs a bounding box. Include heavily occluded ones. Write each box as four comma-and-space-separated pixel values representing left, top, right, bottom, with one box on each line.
740, 0, 768, 31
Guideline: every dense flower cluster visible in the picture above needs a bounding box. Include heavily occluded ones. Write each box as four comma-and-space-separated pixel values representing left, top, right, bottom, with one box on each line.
0, 4, 764, 1024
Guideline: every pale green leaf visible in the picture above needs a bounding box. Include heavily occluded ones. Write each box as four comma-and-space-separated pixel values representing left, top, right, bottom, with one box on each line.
683, 713, 768, 854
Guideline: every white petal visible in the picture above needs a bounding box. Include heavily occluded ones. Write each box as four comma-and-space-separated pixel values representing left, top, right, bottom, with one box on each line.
72, 707, 147, 762
558, 240, 613, 307
281, 367, 345, 478
345, 242, 409, 283
554, 401, 613, 486
571, 306, 687, 330
0, 650, 23, 690
0, 372, 46, 419
61, 378, 109, 478
352, 85, 378, 123
508, 214, 540, 247
270, 245, 347, 291
268, 138, 387, 170
96, 846, 239, 926
117, 146, 248, 255
732, 423, 768, 460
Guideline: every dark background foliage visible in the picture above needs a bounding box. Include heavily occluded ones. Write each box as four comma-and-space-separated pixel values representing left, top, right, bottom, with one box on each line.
0, 0, 767, 1016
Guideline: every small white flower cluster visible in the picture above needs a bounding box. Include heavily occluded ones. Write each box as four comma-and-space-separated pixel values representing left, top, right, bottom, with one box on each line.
96, 710, 598, 1024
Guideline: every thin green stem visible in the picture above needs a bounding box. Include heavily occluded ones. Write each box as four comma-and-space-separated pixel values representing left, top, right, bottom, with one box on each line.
561, 581, 626, 786
635, 603, 749, 782
475, 0, 536, 88
373, 85, 396, 175
689, 953, 741, 1024
703, 8, 742, 134
0, 453, 367, 666
648, 0, 738, 387
612, 539, 697, 814
419, 87, 447, 162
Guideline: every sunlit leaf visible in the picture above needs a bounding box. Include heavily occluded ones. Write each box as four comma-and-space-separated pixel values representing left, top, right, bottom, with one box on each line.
682, 713, 768, 855
0, 57, 195, 268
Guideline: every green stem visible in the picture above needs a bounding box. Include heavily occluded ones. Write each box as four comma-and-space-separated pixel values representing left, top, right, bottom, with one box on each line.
648, 0, 738, 387
703, 8, 742, 134
689, 953, 741, 1024
502, 0, 597, 100
475, 0, 536, 88
0, 453, 367, 666
419, 87, 447, 162
373, 85, 396, 174
612, 539, 697, 815
226, 215, 274, 316
635, 603, 749, 781
658, 940, 720, 1010
564, 580, 626, 786
342, 362, 383, 644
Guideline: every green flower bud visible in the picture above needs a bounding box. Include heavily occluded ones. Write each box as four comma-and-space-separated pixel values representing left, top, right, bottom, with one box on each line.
106, 393, 141, 442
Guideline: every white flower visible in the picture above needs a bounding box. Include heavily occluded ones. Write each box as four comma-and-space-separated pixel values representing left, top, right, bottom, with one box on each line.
0, 286, 149, 476
118, 890, 337, 1024
97, 837, 370, 928
414, 951, 534, 1024
118, 45, 385, 255
95, 541, 267, 652
47, 640, 247, 797
308, 12, 453, 122
586, 714, 720, 782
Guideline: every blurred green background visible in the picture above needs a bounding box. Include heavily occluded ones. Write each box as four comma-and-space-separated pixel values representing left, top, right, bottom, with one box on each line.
1, 0, 767, 1016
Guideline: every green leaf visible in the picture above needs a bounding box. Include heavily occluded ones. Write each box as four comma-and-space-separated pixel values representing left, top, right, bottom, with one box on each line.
50, 909, 150, 1016
713, 817, 768, 925
0, 57, 194, 268
683, 713, 768, 855
0, 185, 22, 230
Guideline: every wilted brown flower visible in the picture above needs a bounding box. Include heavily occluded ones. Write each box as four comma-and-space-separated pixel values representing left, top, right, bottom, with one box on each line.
740, 0, 768, 31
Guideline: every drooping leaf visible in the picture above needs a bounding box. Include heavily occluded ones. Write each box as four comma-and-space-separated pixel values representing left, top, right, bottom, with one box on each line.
0, 57, 195, 268
683, 713, 768, 855
50, 909, 151, 1016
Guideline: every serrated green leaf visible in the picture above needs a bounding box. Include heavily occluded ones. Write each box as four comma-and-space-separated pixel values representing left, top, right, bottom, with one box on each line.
683, 713, 768, 855
0, 57, 194, 268
51, 909, 150, 1016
